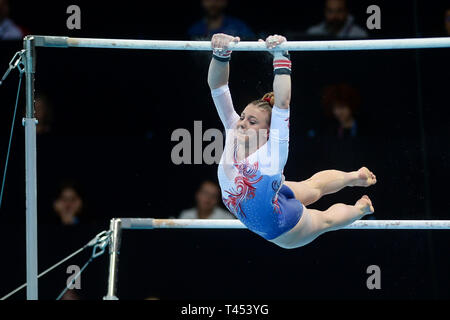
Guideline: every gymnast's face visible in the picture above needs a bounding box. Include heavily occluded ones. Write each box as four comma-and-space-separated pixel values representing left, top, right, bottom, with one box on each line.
236, 104, 270, 147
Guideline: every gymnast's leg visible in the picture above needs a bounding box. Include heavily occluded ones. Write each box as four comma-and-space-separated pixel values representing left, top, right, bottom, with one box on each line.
269, 195, 374, 249
284, 167, 377, 206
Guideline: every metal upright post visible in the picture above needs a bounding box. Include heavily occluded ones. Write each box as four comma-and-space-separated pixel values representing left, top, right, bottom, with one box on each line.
104, 218, 122, 300
23, 35, 38, 300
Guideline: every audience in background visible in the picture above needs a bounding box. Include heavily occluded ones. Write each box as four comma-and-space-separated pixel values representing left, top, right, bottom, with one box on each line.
306, 0, 368, 39
321, 83, 362, 139
178, 180, 234, 219
52, 180, 85, 225
34, 93, 54, 135
0, 0, 24, 40
445, 8, 450, 36
188, 0, 255, 40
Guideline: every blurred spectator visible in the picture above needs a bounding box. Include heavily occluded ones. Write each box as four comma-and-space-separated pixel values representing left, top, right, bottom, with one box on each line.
178, 180, 234, 219
306, 0, 368, 39
34, 93, 54, 135
445, 8, 450, 36
188, 0, 255, 40
321, 83, 363, 139
52, 180, 86, 225
0, 0, 24, 40
61, 289, 81, 300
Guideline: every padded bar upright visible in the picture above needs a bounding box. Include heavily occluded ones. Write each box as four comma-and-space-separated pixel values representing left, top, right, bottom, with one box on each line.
104, 219, 122, 300
23, 35, 38, 300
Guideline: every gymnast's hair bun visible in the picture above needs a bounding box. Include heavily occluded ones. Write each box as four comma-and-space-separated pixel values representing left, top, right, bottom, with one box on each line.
261, 92, 275, 107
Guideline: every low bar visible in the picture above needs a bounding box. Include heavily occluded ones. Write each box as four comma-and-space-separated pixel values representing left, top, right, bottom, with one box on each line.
106, 218, 450, 299
121, 218, 246, 229
120, 219, 450, 230
31, 36, 450, 51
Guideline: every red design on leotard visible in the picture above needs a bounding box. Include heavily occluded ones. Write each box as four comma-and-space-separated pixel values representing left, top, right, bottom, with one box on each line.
285, 117, 290, 129
271, 180, 282, 214
223, 144, 263, 218
272, 197, 281, 214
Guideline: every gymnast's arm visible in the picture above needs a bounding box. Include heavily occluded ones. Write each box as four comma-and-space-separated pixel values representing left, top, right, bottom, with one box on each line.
207, 33, 240, 129
207, 33, 239, 89
270, 71, 291, 170
273, 74, 291, 110
207, 53, 230, 90
265, 35, 292, 172
271, 37, 291, 109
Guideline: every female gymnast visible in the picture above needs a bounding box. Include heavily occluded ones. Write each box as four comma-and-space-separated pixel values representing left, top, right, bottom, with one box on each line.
208, 33, 377, 249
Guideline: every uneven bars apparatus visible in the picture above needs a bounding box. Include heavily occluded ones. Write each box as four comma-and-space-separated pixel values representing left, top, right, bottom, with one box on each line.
21, 35, 450, 300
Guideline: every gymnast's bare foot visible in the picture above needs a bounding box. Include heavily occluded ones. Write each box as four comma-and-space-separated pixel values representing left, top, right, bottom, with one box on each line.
355, 195, 374, 215
350, 167, 377, 187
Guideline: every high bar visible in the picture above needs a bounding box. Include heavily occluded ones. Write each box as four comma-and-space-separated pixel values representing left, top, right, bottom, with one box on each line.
120, 219, 450, 230
28, 35, 450, 51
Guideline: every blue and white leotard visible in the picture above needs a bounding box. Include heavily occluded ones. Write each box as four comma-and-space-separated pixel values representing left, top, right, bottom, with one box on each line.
212, 84, 304, 240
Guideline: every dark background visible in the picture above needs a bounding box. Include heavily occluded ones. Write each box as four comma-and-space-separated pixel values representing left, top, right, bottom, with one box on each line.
0, 0, 449, 300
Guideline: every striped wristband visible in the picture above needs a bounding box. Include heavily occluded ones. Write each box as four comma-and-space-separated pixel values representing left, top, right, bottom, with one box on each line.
212, 49, 232, 62
273, 51, 291, 75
